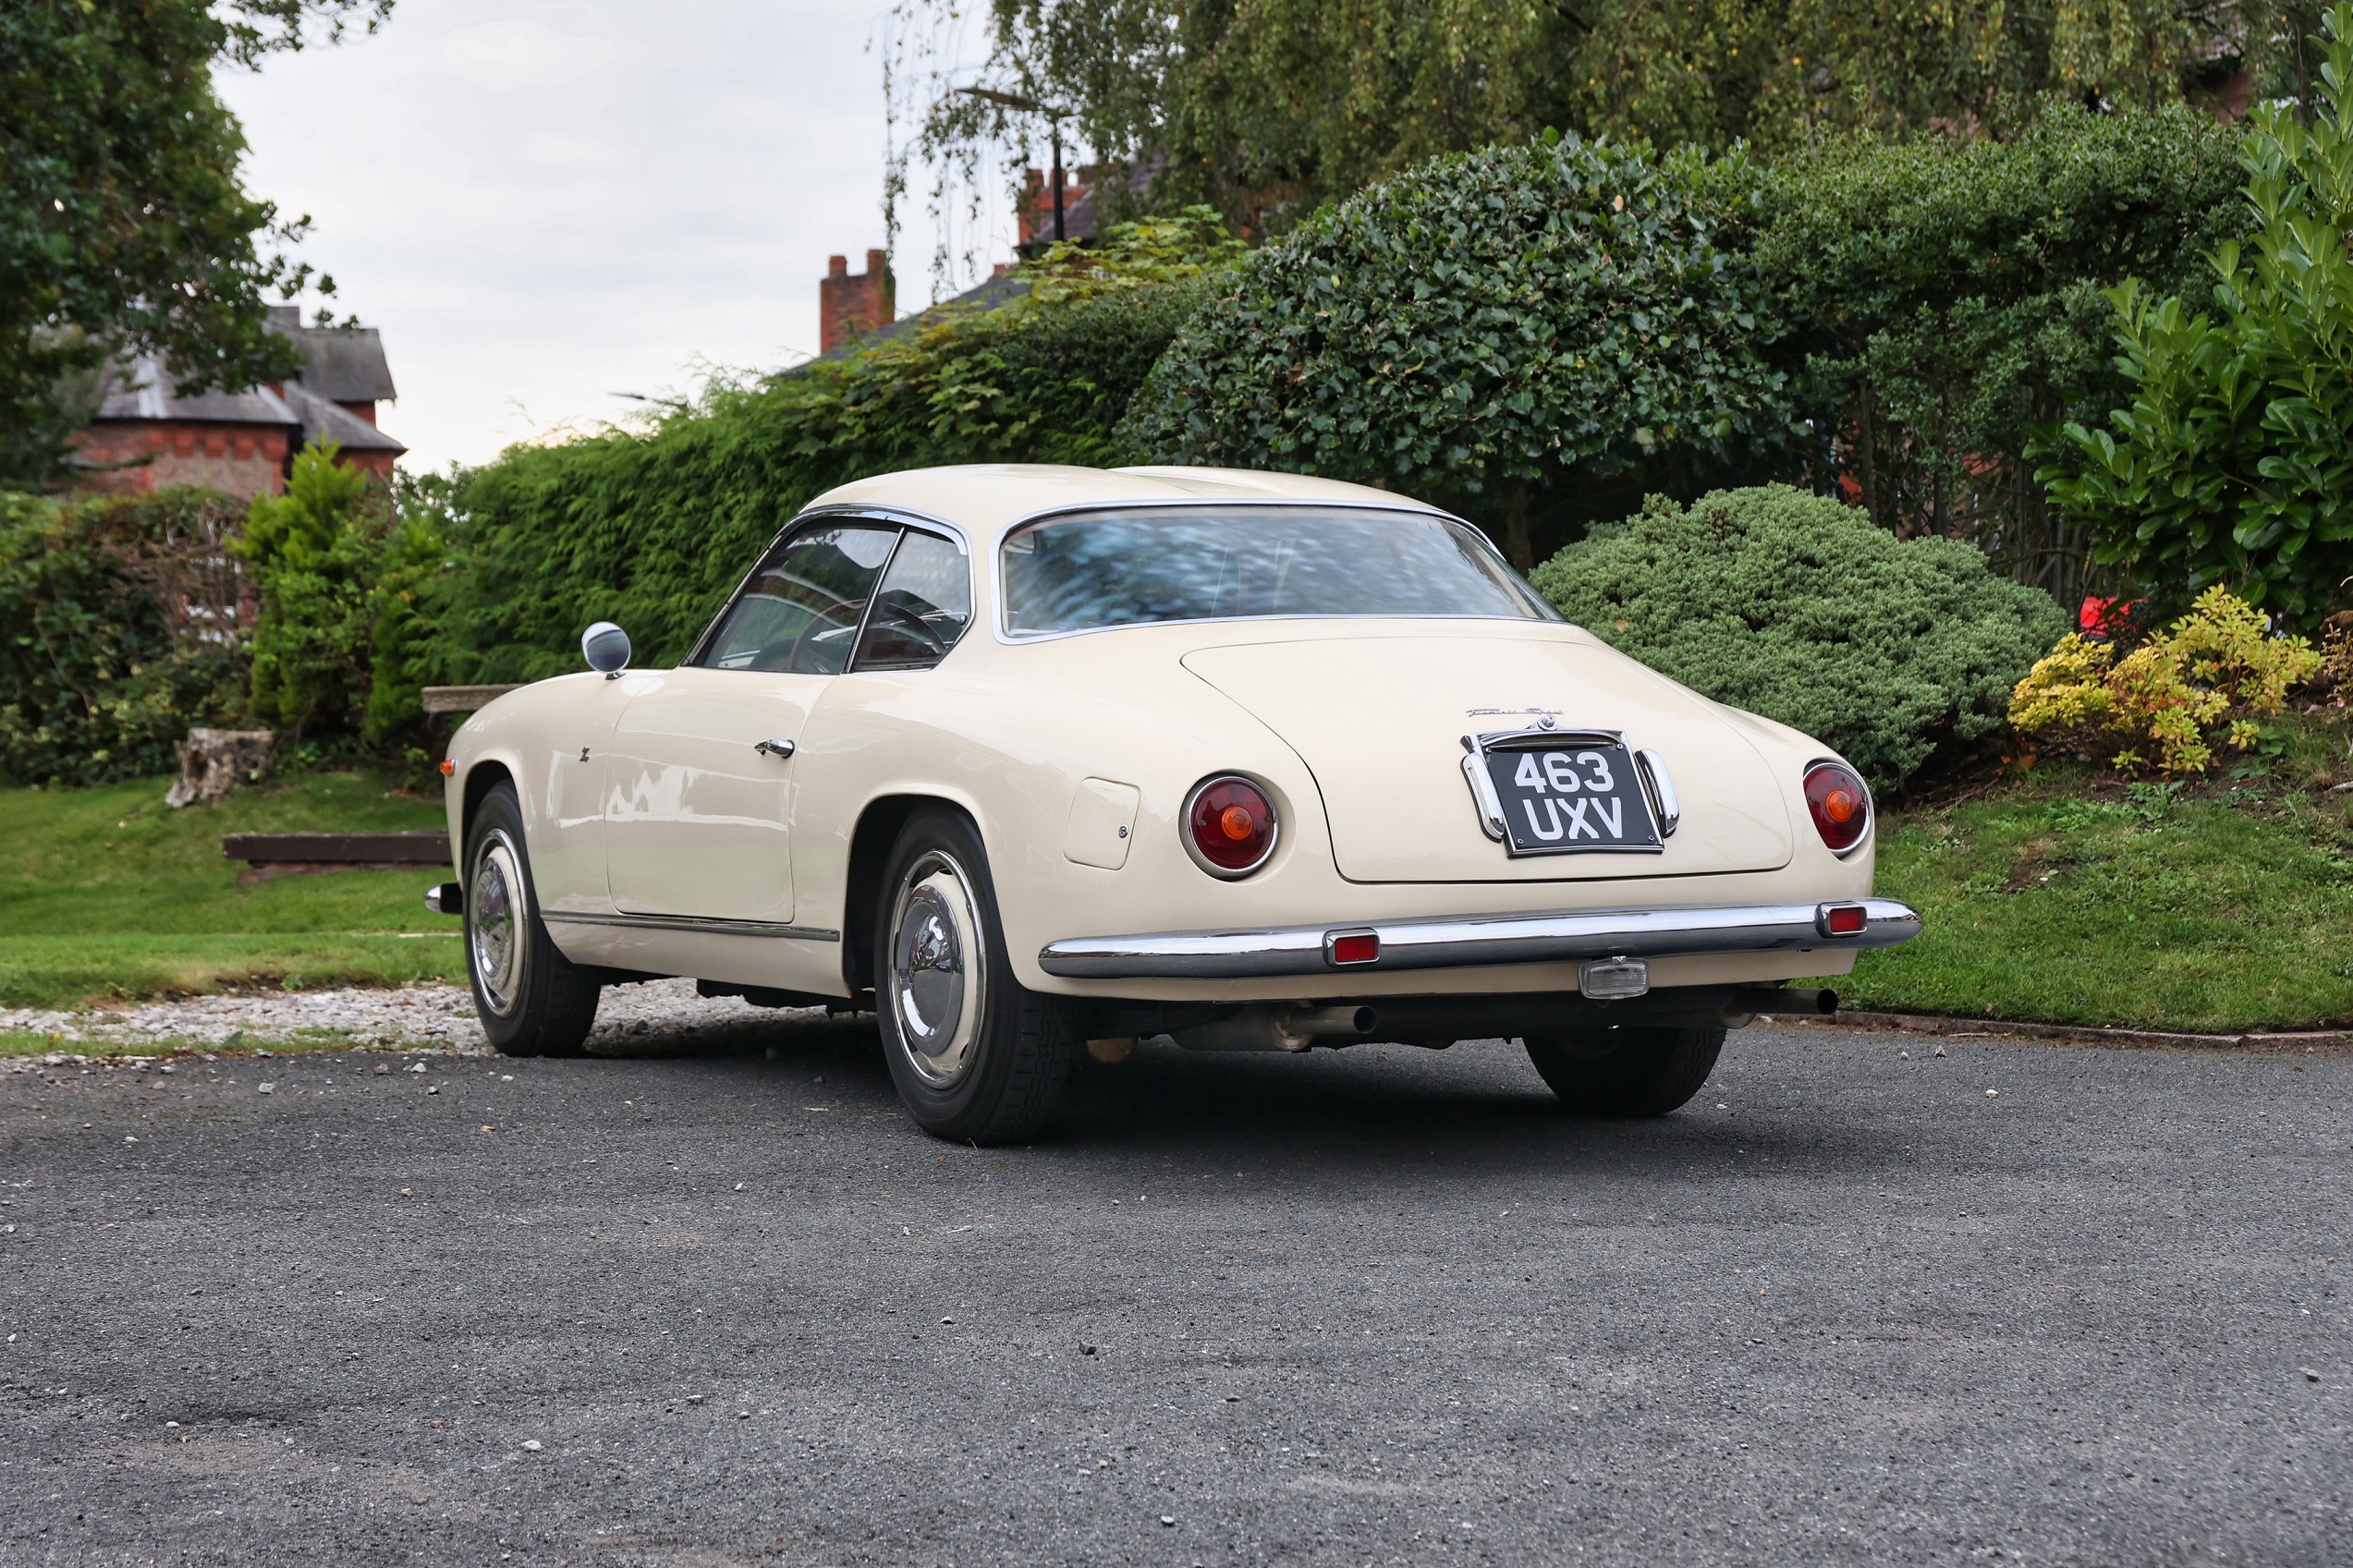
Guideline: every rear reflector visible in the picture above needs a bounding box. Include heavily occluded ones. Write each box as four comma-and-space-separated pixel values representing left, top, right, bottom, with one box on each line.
1327, 930, 1380, 966
438, 759, 456, 777
1817, 903, 1869, 937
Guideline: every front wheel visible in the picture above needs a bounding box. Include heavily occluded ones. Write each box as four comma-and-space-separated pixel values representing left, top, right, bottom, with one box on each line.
875, 808, 1076, 1143
1523, 1025, 1724, 1117
464, 783, 603, 1057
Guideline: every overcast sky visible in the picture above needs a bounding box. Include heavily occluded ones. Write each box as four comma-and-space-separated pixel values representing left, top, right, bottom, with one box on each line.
214, 0, 1014, 473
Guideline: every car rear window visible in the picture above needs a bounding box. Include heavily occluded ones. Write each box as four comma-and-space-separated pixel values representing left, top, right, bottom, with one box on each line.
999, 505, 1556, 636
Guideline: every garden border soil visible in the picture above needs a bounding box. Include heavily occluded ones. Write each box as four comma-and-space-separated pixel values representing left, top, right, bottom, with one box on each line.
1789, 1008, 2353, 1053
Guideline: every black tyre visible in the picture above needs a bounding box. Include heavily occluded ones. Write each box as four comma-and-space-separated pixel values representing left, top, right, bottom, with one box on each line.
874, 807, 1076, 1144
463, 782, 603, 1058
1523, 1025, 1725, 1117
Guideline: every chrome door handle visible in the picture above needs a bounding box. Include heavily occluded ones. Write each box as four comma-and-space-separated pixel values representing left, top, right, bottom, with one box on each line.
753, 737, 796, 760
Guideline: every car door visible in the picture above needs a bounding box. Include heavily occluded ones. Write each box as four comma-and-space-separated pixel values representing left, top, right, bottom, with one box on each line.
603, 521, 901, 924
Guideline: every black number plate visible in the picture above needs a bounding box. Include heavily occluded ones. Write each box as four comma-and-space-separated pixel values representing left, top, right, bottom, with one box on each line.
1482, 739, 1662, 856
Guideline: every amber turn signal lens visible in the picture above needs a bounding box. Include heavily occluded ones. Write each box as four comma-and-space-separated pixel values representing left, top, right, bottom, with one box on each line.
438, 759, 456, 777
1185, 775, 1278, 876
1803, 762, 1870, 852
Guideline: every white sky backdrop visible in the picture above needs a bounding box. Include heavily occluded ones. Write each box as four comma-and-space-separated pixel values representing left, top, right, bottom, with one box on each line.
213, 0, 1016, 473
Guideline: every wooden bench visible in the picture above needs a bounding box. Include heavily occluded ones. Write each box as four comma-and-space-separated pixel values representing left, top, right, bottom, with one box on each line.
421, 685, 523, 714
223, 831, 452, 882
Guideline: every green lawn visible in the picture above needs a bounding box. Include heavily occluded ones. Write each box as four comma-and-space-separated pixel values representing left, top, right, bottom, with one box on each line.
1820, 779, 2353, 1032
0, 771, 462, 1009
6, 749, 2352, 1032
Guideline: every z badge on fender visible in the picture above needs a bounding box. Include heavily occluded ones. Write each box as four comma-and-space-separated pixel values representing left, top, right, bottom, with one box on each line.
1459, 727, 1666, 856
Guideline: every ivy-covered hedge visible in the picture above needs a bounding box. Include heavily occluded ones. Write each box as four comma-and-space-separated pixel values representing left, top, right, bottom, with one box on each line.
0, 487, 249, 787
1121, 135, 1804, 568
1530, 486, 2067, 789
416, 215, 1239, 686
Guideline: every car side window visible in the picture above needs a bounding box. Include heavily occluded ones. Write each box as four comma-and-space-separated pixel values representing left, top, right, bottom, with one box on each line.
853, 529, 972, 671
700, 525, 899, 674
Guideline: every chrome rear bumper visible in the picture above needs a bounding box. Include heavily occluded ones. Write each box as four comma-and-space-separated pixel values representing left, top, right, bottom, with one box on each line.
1037, 897, 1920, 981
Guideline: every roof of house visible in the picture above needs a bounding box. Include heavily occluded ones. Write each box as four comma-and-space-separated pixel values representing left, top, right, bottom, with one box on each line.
282, 380, 405, 453
269, 306, 398, 403
91, 349, 405, 455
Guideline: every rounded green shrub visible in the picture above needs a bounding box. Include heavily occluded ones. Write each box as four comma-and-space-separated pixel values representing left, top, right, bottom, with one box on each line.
1118, 134, 1805, 567
1529, 485, 2068, 789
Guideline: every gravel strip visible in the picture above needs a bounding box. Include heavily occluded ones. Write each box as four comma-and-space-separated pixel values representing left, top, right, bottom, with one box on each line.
0, 975, 801, 1055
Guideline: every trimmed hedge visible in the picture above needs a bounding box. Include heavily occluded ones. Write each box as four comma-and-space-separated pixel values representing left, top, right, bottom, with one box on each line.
1757, 103, 2245, 605
1530, 486, 2067, 789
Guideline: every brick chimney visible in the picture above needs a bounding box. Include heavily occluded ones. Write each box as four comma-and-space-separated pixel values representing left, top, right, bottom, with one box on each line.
820, 249, 894, 355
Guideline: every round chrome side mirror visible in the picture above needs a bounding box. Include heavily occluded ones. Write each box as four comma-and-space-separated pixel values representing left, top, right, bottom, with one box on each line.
582, 621, 631, 677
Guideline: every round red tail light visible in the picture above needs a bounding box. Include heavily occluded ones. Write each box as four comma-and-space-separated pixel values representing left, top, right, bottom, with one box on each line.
1184, 774, 1278, 878
1803, 761, 1871, 853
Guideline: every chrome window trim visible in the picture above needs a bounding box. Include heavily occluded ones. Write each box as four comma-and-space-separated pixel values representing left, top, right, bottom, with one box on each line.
988, 496, 1561, 645
847, 523, 981, 675
544, 909, 842, 942
1036, 896, 1921, 980
685, 504, 972, 671
842, 527, 907, 673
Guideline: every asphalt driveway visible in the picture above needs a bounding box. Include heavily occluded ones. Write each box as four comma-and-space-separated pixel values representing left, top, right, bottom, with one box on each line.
2, 1014, 2347, 1566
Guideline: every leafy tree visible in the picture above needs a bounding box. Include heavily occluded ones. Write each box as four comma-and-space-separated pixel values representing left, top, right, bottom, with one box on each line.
0, 0, 392, 487
1118, 135, 1803, 567
2040, 4, 2353, 630
1530, 485, 2068, 789
0, 486, 249, 786
888, 0, 2275, 239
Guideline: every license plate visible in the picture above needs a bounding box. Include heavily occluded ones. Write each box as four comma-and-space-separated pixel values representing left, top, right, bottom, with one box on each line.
1469, 735, 1662, 857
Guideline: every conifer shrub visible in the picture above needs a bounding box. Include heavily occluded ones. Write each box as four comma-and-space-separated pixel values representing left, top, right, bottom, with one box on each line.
1529, 485, 2067, 789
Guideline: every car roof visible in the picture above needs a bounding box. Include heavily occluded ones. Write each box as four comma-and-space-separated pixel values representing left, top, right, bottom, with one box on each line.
799, 464, 1445, 547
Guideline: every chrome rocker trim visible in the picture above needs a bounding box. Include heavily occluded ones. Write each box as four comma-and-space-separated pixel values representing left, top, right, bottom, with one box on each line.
544, 910, 842, 942
1037, 897, 1920, 980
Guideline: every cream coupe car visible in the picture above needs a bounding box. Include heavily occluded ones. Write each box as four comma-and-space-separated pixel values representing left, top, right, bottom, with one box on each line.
431, 465, 1919, 1142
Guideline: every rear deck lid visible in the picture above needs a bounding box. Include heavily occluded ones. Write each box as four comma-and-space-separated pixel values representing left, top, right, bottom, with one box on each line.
1183, 629, 1794, 882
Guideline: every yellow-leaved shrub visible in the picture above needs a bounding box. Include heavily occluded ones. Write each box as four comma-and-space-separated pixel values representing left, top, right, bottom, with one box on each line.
2008, 587, 2321, 772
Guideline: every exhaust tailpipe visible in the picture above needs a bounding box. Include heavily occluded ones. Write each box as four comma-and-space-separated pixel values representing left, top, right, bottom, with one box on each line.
1726, 986, 1837, 1023
1173, 1003, 1380, 1053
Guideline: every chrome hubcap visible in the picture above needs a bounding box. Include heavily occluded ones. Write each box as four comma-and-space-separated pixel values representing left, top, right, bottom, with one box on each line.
469, 832, 528, 1016
887, 851, 985, 1087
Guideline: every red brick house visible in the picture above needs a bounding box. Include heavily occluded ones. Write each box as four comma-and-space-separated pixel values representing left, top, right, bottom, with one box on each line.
72, 306, 405, 499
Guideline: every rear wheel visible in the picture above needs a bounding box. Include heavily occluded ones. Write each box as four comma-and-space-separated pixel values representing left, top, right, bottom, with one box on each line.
1523, 1025, 1724, 1117
464, 783, 602, 1057
875, 808, 1076, 1143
